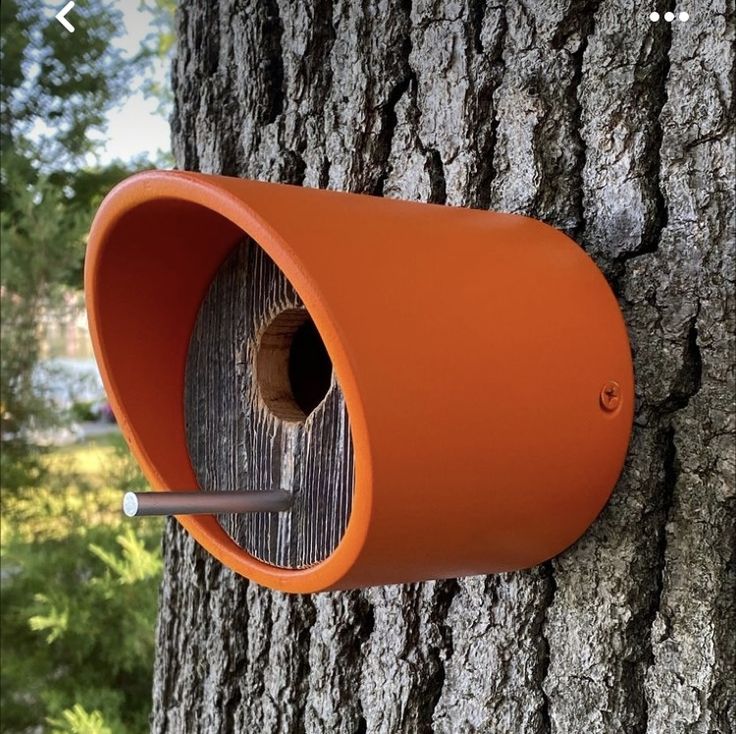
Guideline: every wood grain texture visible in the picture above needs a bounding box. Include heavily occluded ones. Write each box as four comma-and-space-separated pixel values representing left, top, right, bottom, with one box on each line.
153, 2, 735, 732
184, 240, 354, 568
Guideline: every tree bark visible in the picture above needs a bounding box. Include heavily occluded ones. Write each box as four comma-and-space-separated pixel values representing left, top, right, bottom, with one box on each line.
152, 2, 735, 732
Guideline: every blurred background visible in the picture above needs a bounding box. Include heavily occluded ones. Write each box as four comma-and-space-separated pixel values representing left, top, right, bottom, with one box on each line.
1, 2, 175, 731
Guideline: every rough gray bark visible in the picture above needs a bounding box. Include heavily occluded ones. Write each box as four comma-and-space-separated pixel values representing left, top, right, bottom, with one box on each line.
152, 2, 735, 733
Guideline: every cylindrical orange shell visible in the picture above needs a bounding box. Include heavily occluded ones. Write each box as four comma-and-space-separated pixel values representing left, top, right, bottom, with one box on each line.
85, 171, 634, 593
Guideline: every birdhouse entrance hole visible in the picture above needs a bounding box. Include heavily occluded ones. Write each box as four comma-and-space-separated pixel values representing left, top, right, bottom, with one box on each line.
256, 308, 333, 422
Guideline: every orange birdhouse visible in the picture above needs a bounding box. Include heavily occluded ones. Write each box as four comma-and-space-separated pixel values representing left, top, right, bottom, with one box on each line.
85, 170, 633, 593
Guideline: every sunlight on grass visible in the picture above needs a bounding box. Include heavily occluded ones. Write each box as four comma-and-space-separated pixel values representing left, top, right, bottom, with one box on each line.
45, 433, 130, 477
3, 433, 152, 545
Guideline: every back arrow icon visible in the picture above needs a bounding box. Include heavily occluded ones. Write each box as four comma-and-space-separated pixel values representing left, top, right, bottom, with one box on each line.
55, 2, 75, 33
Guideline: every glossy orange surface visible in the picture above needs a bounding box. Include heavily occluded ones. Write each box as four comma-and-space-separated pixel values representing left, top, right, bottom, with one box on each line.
85, 171, 634, 592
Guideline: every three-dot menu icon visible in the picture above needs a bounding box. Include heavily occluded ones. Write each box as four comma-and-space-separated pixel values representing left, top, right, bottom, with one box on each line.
650, 10, 690, 21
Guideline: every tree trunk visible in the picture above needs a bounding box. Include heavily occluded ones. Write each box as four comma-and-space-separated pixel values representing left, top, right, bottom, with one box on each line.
151, 2, 735, 732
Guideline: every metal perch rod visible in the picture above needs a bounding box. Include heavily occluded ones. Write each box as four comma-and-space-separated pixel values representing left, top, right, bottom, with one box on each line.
123, 490, 293, 517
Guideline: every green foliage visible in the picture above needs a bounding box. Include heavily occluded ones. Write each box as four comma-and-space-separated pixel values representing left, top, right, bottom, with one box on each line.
1, 0, 126, 487
139, 0, 177, 57
1, 0, 131, 163
49, 704, 114, 734
0, 161, 129, 490
1, 4, 174, 731
71, 401, 98, 423
0, 1, 161, 487
137, 1, 177, 109
1, 435, 162, 734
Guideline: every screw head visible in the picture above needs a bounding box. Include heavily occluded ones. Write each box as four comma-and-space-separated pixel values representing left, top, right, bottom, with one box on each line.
600, 381, 622, 411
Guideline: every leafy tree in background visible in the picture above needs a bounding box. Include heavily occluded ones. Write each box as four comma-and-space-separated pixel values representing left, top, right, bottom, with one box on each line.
1, 0, 131, 161
0, 0, 163, 487
3, 0, 125, 483
1, 1, 174, 731
138, 0, 177, 111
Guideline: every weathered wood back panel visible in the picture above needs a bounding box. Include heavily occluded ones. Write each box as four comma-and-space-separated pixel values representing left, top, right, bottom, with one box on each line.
184, 240, 354, 568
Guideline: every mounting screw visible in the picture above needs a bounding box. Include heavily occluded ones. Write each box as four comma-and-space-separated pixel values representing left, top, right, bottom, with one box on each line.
600, 381, 621, 411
